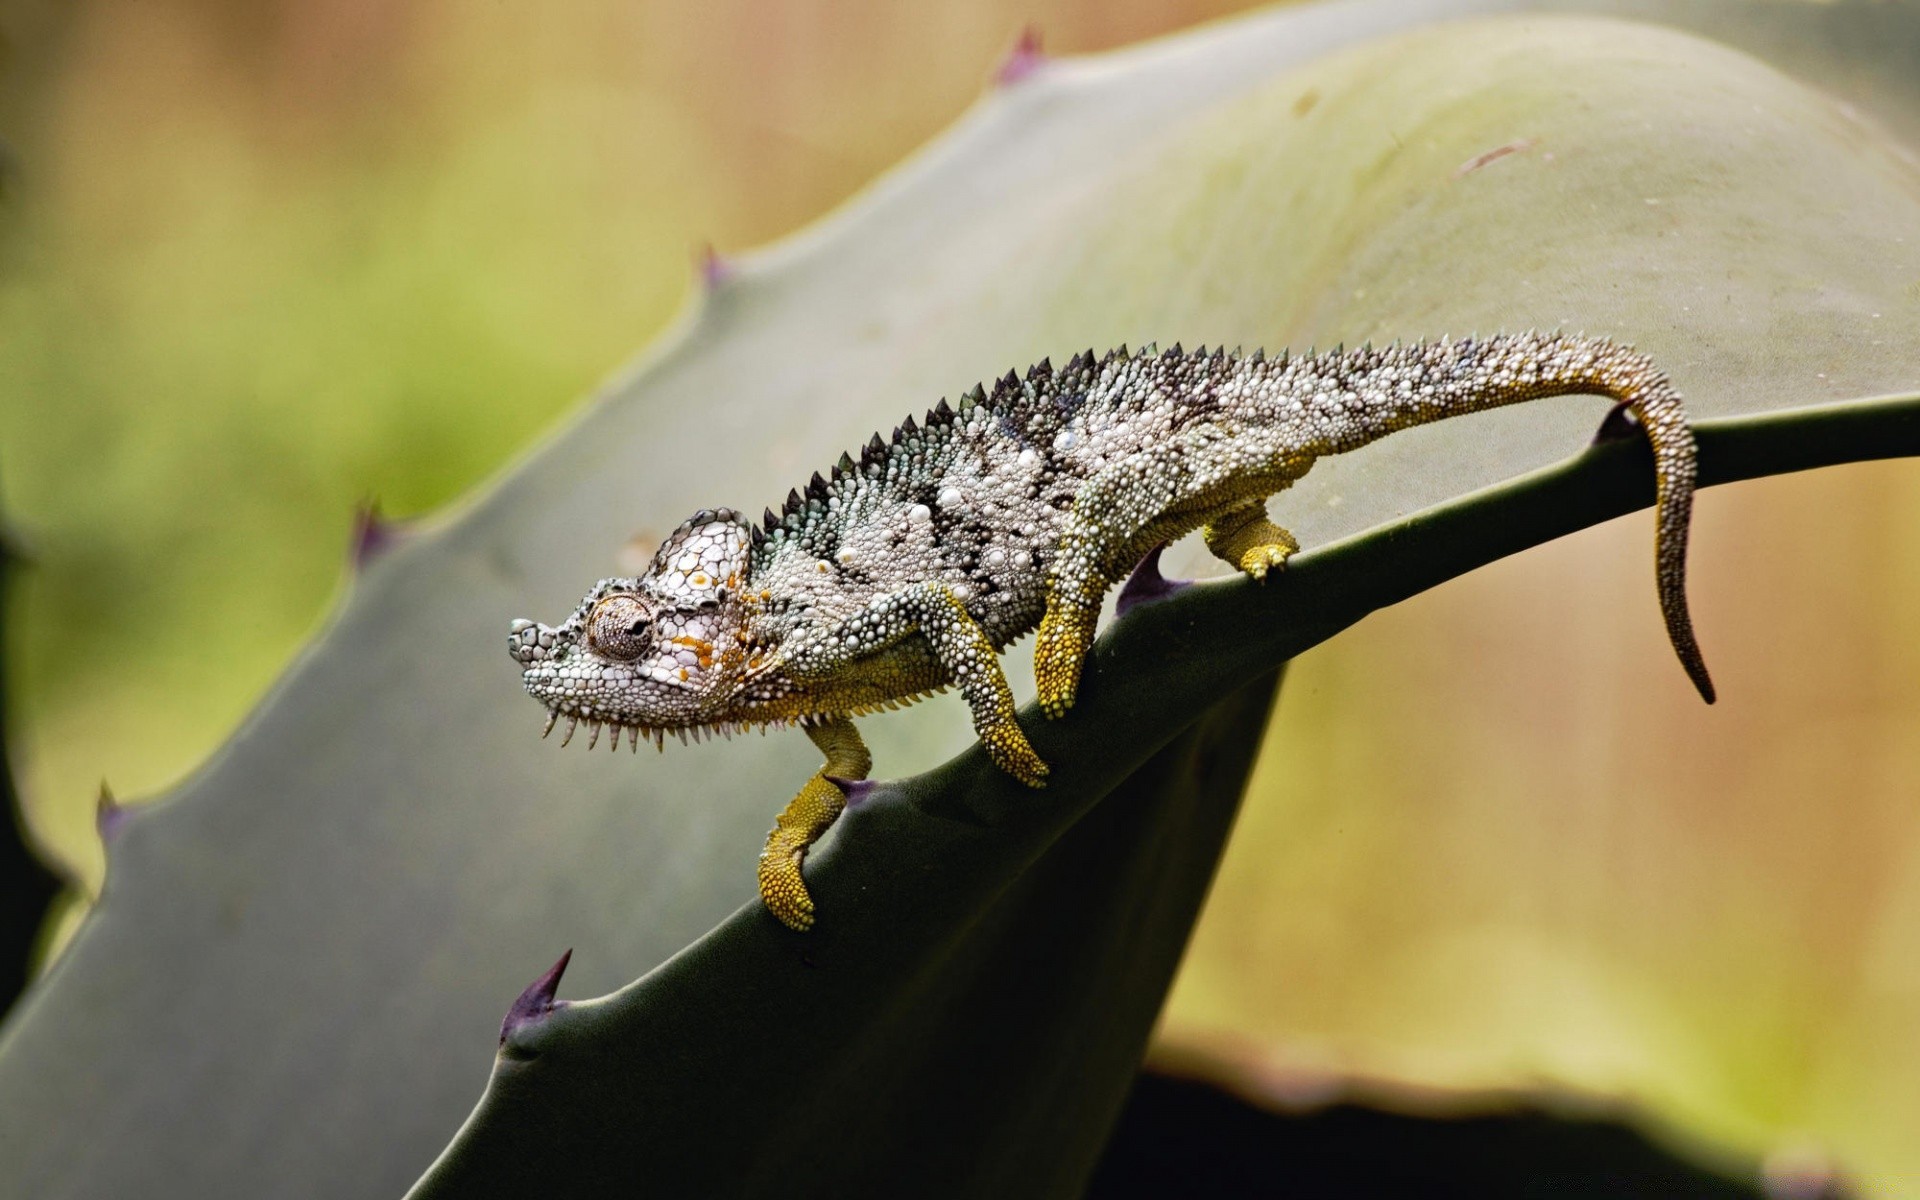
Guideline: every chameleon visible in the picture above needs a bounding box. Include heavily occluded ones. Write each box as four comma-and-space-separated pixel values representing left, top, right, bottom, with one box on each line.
506, 333, 1714, 931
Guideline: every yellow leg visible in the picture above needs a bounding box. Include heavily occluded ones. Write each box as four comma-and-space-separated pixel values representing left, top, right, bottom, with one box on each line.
786, 581, 1049, 788
907, 584, 1048, 787
758, 717, 871, 932
1203, 502, 1298, 580
1034, 599, 1099, 720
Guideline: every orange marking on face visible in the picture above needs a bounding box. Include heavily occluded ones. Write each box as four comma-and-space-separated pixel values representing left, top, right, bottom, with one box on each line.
671, 634, 717, 670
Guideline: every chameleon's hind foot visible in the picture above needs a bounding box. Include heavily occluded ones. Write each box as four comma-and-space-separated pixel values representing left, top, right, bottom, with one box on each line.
1203, 505, 1298, 581
758, 771, 848, 932
1034, 600, 1098, 718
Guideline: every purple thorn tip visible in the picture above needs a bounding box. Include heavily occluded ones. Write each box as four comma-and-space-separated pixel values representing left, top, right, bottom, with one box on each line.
823, 776, 876, 806
350, 499, 404, 570
994, 25, 1046, 86
698, 243, 732, 290
501, 949, 572, 1045
1116, 544, 1191, 617
96, 781, 130, 843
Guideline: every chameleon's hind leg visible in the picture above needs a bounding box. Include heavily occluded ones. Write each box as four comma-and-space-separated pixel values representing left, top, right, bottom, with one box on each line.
759, 716, 871, 932
1203, 501, 1298, 580
1036, 423, 1307, 716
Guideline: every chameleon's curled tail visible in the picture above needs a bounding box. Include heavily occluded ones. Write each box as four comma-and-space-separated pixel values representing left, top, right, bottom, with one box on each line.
1321, 333, 1714, 703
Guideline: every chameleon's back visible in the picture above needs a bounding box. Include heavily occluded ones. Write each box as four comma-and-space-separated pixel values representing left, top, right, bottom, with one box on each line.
747, 346, 1250, 649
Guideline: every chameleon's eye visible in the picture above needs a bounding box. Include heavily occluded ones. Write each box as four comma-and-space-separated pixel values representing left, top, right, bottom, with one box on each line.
587, 594, 652, 661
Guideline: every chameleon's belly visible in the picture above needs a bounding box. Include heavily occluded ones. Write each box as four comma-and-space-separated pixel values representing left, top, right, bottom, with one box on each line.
768, 637, 955, 721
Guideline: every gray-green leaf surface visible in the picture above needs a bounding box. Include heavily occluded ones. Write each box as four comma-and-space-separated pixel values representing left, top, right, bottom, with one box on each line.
4, 4, 1920, 1198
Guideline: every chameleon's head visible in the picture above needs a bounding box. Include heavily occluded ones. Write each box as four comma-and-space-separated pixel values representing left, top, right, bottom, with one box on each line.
507, 510, 755, 744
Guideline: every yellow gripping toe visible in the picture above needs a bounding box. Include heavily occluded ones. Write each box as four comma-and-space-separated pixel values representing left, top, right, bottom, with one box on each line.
1203, 503, 1298, 581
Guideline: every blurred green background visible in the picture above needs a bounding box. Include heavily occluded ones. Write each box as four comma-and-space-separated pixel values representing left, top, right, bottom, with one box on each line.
2, 0, 1917, 1192
0, 0, 1268, 886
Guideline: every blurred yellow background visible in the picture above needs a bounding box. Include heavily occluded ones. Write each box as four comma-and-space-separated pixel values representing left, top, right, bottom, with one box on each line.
4, 0, 1917, 1191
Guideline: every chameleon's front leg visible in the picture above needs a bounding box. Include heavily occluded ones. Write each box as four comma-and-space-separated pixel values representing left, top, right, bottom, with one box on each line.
758, 716, 871, 932
890, 582, 1048, 786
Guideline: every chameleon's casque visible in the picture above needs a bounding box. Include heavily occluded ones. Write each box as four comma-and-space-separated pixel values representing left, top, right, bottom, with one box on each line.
509, 334, 1713, 930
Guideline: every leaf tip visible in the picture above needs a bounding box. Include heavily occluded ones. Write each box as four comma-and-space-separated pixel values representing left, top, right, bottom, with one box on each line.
698, 242, 733, 291
1116, 544, 1188, 616
500, 949, 572, 1046
994, 25, 1046, 87
350, 499, 406, 571
95, 779, 130, 844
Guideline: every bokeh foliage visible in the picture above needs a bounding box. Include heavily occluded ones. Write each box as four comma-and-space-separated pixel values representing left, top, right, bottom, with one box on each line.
1, 2, 1918, 1197
0, 0, 1267, 890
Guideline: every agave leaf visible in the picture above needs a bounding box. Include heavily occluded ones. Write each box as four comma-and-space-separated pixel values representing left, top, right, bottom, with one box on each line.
2, 6, 1918, 1199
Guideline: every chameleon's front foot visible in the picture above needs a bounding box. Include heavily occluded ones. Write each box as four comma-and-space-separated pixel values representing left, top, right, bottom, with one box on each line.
1034, 600, 1098, 719
758, 771, 849, 932
981, 718, 1049, 787
758, 716, 871, 932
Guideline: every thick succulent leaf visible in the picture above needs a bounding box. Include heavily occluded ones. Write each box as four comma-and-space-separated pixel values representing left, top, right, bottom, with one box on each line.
417, 672, 1284, 1197
415, 395, 1920, 1200
1, 5, 1918, 1199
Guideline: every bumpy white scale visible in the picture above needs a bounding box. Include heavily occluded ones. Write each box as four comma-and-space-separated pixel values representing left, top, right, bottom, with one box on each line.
508, 333, 1715, 930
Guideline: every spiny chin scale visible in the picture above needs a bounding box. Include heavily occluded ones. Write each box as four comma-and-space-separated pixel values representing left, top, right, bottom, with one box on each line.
542, 710, 834, 754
